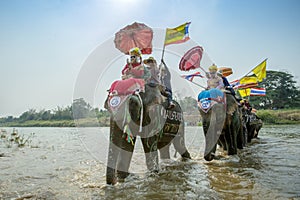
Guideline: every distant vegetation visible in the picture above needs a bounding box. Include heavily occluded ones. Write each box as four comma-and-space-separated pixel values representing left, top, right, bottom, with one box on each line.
249, 70, 300, 109
0, 98, 110, 127
256, 109, 300, 124
0, 70, 299, 127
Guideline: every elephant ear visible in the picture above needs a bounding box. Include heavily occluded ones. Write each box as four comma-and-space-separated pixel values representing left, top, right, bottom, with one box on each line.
226, 94, 238, 115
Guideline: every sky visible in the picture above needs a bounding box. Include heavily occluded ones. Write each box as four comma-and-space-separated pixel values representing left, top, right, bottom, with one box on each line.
1, 0, 300, 117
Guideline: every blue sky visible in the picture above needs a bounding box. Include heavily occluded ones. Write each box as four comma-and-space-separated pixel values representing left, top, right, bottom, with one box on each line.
1, 0, 300, 117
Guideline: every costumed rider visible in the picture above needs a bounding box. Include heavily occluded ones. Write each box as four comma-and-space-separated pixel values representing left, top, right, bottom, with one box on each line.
159, 59, 175, 109
206, 64, 224, 90
241, 99, 252, 114
143, 56, 160, 86
217, 71, 236, 96
121, 47, 150, 81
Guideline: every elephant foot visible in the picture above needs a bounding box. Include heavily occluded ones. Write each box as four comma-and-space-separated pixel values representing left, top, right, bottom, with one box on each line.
227, 148, 237, 155
181, 151, 192, 160
204, 153, 215, 161
117, 170, 130, 180
106, 167, 117, 185
237, 143, 244, 149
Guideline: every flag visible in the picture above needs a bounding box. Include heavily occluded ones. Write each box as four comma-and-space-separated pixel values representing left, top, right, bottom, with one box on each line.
238, 88, 251, 98
239, 76, 258, 85
164, 22, 191, 46
237, 83, 259, 89
252, 59, 267, 82
232, 75, 259, 89
230, 79, 240, 88
250, 88, 266, 96
181, 72, 204, 82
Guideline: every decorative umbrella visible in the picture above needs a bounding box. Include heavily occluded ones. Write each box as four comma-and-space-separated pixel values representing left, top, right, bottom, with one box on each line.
218, 67, 233, 77
179, 46, 203, 71
114, 22, 153, 55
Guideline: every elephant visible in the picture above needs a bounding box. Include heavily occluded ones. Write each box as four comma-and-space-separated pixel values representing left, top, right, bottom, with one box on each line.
245, 112, 263, 142
197, 88, 244, 161
104, 78, 191, 185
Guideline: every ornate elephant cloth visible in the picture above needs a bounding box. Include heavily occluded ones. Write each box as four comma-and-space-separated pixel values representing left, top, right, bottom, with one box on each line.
107, 78, 146, 145
107, 78, 145, 114
109, 78, 145, 95
197, 88, 226, 113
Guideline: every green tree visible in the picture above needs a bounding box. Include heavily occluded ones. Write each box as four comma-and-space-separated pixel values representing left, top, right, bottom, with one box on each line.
179, 96, 198, 113
72, 98, 94, 119
250, 70, 300, 109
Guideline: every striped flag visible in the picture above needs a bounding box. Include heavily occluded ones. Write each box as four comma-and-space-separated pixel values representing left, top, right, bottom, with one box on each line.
181, 72, 204, 82
164, 22, 191, 46
250, 88, 266, 96
230, 79, 240, 88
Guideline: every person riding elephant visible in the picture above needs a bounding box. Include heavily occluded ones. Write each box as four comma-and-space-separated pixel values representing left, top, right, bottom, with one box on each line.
105, 64, 191, 185
159, 59, 175, 109
121, 47, 150, 81
197, 88, 244, 161
206, 64, 224, 90
143, 56, 160, 86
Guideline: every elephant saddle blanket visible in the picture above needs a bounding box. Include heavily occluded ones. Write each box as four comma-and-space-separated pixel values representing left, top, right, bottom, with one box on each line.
197, 88, 226, 113
109, 78, 145, 95
107, 78, 145, 112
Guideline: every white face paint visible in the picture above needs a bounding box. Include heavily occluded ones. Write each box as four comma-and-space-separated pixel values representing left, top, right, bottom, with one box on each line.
210, 72, 217, 78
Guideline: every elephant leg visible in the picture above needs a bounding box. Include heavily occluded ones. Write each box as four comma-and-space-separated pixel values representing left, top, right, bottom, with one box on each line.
247, 126, 254, 142
116, 136, 136, 181
224, 121, 237, 155
141, 135, 159, 172
106, 140, 119, 185
237, 123, 244, 149
106, 120, 123, 185
172, 124, 191, 159
158, 142, 171, 159
218, 134, 226, 150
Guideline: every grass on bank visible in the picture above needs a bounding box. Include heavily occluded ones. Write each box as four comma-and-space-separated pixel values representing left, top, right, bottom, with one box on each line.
256, 109, 300, 124
1, 109, 299, 127
0, 117, 110, 127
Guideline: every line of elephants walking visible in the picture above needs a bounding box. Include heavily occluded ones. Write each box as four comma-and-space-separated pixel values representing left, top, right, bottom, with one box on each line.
104, 79, 263, 185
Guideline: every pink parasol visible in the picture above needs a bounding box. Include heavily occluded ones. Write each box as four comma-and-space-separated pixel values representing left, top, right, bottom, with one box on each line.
114, 22, 153, 55
179, 46, 203, 71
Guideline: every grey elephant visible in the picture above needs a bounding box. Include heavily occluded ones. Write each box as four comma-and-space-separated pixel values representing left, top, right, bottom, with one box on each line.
105, 78, 191, 185
198, 88, 244, 161
245, 112, 263, 142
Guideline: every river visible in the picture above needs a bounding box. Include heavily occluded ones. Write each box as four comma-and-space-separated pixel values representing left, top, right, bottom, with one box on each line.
0, 125, 299, 199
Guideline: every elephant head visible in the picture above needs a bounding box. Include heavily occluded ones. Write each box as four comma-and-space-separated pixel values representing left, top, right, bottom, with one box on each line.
198, 89, 243, 161
246, 112, 263, 142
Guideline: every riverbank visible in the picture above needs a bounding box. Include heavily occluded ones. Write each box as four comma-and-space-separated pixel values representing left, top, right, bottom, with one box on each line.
0, 117, 109, 127
256, 109, 300, 124
0, 109, 299, 127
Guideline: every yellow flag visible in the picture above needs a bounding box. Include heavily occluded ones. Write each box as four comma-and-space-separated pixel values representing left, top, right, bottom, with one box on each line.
240, 76, 258, 84
252, 59, 267, 82
164, 22, 191, 46
238, 88, 251, 98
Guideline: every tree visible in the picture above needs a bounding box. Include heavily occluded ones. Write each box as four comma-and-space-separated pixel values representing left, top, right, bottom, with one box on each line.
72, 98, 94, 119
250, 70, 300, 109
179, 96, 198, 113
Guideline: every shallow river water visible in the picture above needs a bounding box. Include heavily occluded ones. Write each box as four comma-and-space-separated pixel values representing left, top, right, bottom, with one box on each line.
0, 125, 299, 199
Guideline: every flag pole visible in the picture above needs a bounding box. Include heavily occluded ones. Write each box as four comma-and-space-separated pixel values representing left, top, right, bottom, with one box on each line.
180, 76, 206, 89
161, 44, 166, 62
188, 80, 206, 89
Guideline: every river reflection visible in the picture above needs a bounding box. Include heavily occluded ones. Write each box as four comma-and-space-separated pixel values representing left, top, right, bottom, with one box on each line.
0, 125, 299, 199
